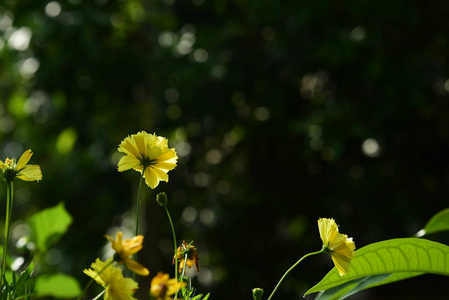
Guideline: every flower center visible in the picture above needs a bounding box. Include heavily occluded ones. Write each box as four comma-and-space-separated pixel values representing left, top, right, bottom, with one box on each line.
141, 157, 157, 168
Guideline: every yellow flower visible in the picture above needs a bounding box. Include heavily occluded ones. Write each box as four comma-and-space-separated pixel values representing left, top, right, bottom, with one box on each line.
83, 258, 138, 300
105, 231, 150, 276
173, 241, 199, 273
0, 149, 42, 182
318, 218, 355, 276
117, 131, 178, 189
150, 272, 186, 300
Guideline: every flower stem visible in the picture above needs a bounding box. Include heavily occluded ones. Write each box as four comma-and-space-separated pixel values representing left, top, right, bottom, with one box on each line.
1, 180, 14, 289
266, 249, 325, 300
164, 206, 178, 282
133, 171, 145, 282
92, 289, 106, 300
164, 204, 180, 300
135, 170, 145, 237
78, 259, 114, 300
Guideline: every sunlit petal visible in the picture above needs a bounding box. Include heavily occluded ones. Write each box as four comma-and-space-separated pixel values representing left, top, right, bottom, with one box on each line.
318, 218, 355, 276
17, 149, 33, 170
16, 165, 42, 181
118, 155, 140, 172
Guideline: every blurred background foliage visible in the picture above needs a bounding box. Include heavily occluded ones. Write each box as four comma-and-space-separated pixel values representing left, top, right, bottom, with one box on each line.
1, 0, 449, 299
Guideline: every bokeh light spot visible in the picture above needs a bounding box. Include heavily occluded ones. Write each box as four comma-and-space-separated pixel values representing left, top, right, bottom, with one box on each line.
193, 48, 208, 62
19, 57, 40, 79
254, 107, 270, 121
8, 27, 32, 51
56, 127, 78, 154
350, 26, 366, 42
206, 149, 222, 164
45, 1, 62, 18
166, 104, 182, 120
362, 138, 380, 157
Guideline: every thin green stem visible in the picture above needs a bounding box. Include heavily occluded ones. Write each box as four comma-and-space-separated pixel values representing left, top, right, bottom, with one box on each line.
266, 249, 325, 300
175, 253, 189, 300
135, 170, 145, 237
78, 259, 114, 300
1, 180, 14, 289
164, 206, 178, 282
133, 171, 145, 283
164, 204, 180, 300
92, 289, 106, 300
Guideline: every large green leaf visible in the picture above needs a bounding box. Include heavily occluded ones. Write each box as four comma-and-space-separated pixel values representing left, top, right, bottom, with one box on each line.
27, 203, 72, 253
35, 274, 81, 298
313, 273, 422, 300
305, 238, 449, 297
415, 208, 449, 237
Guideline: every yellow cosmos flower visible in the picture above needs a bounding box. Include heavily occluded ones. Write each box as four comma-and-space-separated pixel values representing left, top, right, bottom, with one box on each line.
0, 149, 42, 182
105, 231, 150, 276
318, 218, 355, 276
117, 131, 178, 189
83, 258, 138, 300
173, 241, 199, 273
150, 272, 186, 300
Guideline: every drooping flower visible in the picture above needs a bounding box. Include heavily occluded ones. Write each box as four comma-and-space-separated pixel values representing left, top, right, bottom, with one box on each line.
173, 241, 199, 273
0, 149, 42, 182
150, 272, 186, 300
318, 218, 356, 276
105, 231, 150, 276
117, 131, 178, 189
83, 258, 138, 300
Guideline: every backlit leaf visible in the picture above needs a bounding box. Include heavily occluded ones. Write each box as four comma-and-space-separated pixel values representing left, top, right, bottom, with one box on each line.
415, 208, 449, 237
27, 202, 72, 253
305, 238, 449, 297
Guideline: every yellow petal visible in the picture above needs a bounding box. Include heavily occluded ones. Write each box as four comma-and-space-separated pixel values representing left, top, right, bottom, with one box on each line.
155, 149, 178, 163
108, 277, 138, 299
331, 253, 352, 275
155, 136, 168, 148
118, 137, 140, 158
16, 149, 33, 170
17, 165, 42, 181
133, 132, 147, 157
83, 268, 106, 287
148, 147, 163, 159
123, 257, 150, 276
153, 162, 177, 172
122, 236, 144, 256
151, 166, 169, 182
144, 167, 159, 189
118, 155, 140, 172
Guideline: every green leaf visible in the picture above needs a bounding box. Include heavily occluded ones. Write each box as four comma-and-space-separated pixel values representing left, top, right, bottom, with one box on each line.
415, 208, 449, 237
314, 273, 420, 300
35, 274, 81, 298
305, 238, 449, 297
27, 202, 72, 253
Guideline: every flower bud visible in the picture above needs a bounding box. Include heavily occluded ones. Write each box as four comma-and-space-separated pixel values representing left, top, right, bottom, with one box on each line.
252, 288, 264, 300
156, 192, 168, 207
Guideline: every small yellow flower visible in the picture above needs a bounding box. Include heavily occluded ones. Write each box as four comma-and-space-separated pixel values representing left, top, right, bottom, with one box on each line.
173, 241, 199, 273
150, 272, 186, 300
117, 131, 178, 189
318, 218, 355, 276
83, 258, 138, 300
0, 149, 42, 182
105, 231, 150, 276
